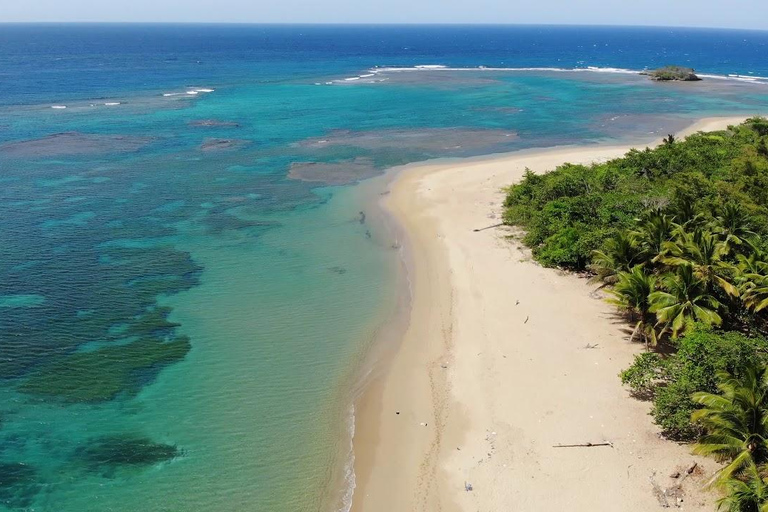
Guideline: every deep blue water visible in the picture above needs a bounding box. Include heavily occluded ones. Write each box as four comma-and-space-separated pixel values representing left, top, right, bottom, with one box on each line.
0, 24, 767, 512
1, 24, 768, 106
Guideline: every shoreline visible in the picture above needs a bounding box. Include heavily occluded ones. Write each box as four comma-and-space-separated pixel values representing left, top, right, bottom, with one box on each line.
349, 115, 751, 511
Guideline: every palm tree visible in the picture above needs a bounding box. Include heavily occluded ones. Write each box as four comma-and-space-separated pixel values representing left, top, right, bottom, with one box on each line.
590, 231, 647, 284
714, 203, 757, 250
692, 363, 768, 485
635, 210, 677, 263
649, 264, 723, 338
743, 274, 768, 314
736, 243, 768, 314
673, 197, 707, 230
658, 228, 739, 297
716, 463, 768, 512
609, 266, 658, 346
737, 243, 768, 276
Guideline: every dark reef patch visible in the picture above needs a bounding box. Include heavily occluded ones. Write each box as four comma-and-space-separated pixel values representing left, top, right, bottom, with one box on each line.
0, 132, 152, 158
288, 157, 379, 185
122, 307, 181, 338
19, 336, 191, 402
0, 462, 38, 509
296, 128, 518, 152
76, 435, 179, 476
199, 138, 250, 152
203, 211, 281, 235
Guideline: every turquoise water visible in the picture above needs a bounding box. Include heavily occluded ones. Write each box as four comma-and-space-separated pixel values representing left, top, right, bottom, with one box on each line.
1, 25, 768, 512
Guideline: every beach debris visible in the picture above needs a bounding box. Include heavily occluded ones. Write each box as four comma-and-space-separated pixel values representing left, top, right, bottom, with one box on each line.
553, 441, 613, 448
420, 422, 428, 427
396, 411, 400, 415
650, 467, 695, 509
583, 343, 600, 349
440, 363, 448, 369
515, 300, 520, 305
524, 316, 529, 324
358, 211, 366, 224
473, 222, 504, 233
464, 482, 473, 492
650, 473, 671, 508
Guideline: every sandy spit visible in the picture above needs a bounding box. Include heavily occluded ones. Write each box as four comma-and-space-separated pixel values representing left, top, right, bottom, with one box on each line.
350, 116, 751, 512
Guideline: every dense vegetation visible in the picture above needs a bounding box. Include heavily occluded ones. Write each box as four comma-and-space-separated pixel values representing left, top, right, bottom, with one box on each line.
503, 118, 768, 508
640, 65, 702, 81
503, 118, 768, 270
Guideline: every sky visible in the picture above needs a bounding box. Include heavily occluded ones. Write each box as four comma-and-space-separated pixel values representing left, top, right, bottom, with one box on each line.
1, 0, 767, 30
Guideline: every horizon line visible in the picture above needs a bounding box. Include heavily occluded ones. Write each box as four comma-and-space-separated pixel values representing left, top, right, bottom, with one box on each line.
0, 21, 766, 32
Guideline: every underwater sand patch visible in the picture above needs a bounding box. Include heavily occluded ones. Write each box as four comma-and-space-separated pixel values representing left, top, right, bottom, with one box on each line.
189, 119, 241, 128
471, 106, 523, 114
296, 128, 518, 152
592, 113, 694, 138
288, 157, 380, 185
0, 132, 152, 158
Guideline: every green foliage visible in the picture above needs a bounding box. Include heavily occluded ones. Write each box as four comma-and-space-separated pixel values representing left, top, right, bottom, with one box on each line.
504, 118, 768, 270
688, 363, 768, 511
692, 363, 768, 484
649, 264, 723, 338
641, 66, 702, 81
716, 462, 768, 512
619, 352, 662, 396
620, 328, 768, 439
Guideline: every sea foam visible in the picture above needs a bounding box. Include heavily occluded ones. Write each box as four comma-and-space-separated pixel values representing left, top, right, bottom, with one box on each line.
358, 65, 768, 86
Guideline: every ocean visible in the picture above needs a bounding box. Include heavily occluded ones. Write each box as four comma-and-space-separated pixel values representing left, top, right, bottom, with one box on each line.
0, 24, 767, 512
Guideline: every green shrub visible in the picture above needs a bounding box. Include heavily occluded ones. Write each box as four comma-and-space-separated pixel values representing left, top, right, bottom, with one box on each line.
503, 118, 768, 271
621, 328, 768, 439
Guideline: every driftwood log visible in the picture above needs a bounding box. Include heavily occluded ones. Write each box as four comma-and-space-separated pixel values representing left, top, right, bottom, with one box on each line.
553, 442, 613, 448
473, 223, 505, 232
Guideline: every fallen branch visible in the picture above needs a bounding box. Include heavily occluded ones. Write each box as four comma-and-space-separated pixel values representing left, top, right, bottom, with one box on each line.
473, 223, 505, 232
553, 442, 613, 448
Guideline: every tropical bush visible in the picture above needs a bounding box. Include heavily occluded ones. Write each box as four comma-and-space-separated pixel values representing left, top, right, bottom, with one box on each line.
620, 328, 768, 439
691, 363, 768, 511
503, 118, 768, 270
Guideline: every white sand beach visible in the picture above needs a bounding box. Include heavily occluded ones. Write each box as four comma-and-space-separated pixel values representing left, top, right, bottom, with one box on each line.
351, 116, 750, 512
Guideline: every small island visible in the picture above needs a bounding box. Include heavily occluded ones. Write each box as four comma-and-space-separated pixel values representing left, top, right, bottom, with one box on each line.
640, 65, 702, 82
